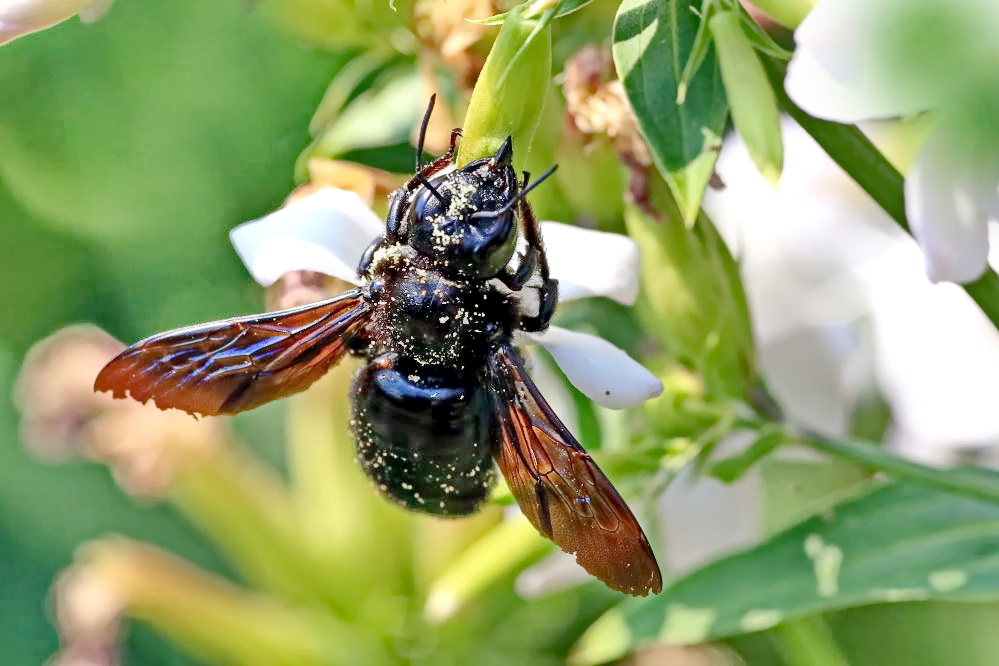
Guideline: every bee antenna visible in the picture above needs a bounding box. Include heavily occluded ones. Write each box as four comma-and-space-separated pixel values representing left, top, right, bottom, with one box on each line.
413, 94, 447, 205
517, 165, 558, 202
417, 172, 445, 203
416, 94, 436, 173
470, 165, 559, 220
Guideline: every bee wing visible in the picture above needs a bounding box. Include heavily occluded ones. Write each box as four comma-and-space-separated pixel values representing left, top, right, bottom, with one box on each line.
95, 289, 372, 415
486, 341, 662, 596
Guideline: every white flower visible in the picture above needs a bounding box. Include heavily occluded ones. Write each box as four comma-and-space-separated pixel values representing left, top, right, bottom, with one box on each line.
704, 117, 999, 462
0, 0, 113, 46
785, 0, 999, 284
229, 188, 664, 410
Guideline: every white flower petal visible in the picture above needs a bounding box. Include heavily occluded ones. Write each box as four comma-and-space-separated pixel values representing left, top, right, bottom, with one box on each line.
540, 222, 640, 305
786, 0, 972, 122
871, 272, 999, 451
785, 42, 919, 123
907, 131, 996, 283
230, 188, 383, 287
786, 0, 919, 121
0, 0, 95, 44
527, 326, 662, 409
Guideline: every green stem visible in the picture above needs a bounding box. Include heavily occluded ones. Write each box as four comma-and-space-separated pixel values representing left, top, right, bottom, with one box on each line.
795, 431, 999, 505
771, 616, 850, 666
763, 58, 999, 331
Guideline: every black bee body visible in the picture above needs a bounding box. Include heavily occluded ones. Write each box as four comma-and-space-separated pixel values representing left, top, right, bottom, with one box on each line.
95, 108, 663, 595
350, 139, 533, 516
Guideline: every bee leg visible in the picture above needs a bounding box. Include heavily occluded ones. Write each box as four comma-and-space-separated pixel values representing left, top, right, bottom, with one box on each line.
387, 129, 463, 242
357, 234, 385, 277
518, 277, 558, 333
498, 246, 539, 291
508, 185, 559, 332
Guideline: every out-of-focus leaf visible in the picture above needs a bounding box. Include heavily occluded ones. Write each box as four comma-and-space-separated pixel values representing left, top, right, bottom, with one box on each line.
297, 66, 424, 179
255, 0, 413, 51
708, 426, 784, 483
576, 483, 999, 662
613, 0, 728, 224
308, 52, 395, 137
801, 433, 999, 506
624, 196, 756, 400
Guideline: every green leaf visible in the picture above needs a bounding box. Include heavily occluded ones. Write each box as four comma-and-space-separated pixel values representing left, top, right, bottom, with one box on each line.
576, 483, 999, 661
307, 52, 394, 137
710, 8, 783, 182
474, 0, 596, 25
737, 9, 793, 60
707, 426, 784, 483
613, 0, 729, 224
675, 0, 718, 105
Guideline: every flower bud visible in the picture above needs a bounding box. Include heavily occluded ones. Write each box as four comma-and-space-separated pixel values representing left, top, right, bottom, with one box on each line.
747, 0, 813, 29
457, 5, 553, 168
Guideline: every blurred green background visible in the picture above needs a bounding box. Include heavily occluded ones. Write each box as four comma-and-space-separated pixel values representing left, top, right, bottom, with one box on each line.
3, 2, 999, 664
0, 1, 340, 662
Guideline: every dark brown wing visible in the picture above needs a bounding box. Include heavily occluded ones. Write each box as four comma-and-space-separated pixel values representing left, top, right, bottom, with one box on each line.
95, 289, 372, 415
486, 341, 662, 596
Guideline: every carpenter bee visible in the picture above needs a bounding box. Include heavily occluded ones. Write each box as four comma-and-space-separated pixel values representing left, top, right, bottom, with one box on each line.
95, 98, 663, 596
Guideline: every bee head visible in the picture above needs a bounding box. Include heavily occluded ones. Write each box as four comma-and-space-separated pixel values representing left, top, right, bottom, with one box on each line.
407, 137, 520, 278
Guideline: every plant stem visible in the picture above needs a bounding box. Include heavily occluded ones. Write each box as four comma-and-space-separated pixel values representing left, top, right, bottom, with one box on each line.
763, 58, 999, 331
795, 431, 999, 505
771, 616, 850, 666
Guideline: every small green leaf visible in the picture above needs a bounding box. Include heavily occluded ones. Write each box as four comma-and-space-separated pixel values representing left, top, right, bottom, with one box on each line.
613, 0, 728, 224
473, 0, 595, 25
708, 426, 784, 482
710, 9, 783, 182
676, 0, 718, 104
575, 483, 999, 661
737, 9, 793, 60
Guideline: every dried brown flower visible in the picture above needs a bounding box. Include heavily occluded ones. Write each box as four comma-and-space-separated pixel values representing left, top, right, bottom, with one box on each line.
563, 45, 651, 167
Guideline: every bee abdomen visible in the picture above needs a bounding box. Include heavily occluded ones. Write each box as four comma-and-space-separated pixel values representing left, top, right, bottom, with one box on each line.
350, 356, 496, 516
